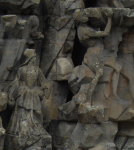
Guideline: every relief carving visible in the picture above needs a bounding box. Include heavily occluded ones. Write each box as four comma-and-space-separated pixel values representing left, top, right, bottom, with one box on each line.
1, 0, 134, 150
5, 49, 51, 150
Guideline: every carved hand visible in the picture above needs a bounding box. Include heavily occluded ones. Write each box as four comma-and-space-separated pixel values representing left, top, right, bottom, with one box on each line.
92, 61, 104, 76
104, 9, 113, 18
42, 82, 51, 99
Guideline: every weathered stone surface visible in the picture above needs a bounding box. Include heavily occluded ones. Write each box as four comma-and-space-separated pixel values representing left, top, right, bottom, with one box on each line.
91, 83, 109, 114
0, 92, 7, 112
107, 97, 131, 120
119, 27, 134, 54
99, 66, 113, 83
0, 39, 26, 81
68, 123, 103, 149
5, 49, 52, 150
122, 1, 134, 8
96, 0, 109, 7
0, 0, 41, 14
63, 121, 117, 149
68, 65, 95, 94
66, 0, 85, 14
67, 29, 76, 40
84, 7, 134, 27
41, 0, 84, 80
0, 92, 7, 149
57, 57, 73, 81
64, 40, 74, 53
122, 138, 134, 150
78, 103, 108, 124
2, 0, 134, 149
42, 81, 70, 125
89, 142, 116, 150
0, 14, 43, 83
101, 121, 118, 143
48, 121, 76, 150
58, 83, 90, 121
0, 117, 5, 150
109, 0, 124, 8
114, 136, 128, 150
58, 104, 78, 121
104, 27, 127, 53
41, 27, 72, 76
49, 16, 72, 30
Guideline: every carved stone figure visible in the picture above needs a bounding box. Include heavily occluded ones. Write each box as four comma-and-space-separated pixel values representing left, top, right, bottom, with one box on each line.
59, 8, 113, 115
5, 49, 52, 150
59, 7, 134, 116
2, 0, 134, 150
57, 7, 134, 150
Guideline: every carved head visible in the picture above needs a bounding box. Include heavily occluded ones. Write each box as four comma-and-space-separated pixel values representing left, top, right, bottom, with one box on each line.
73, 8, 105, 27
85, 8, 106, 27
73, 9, 89, 24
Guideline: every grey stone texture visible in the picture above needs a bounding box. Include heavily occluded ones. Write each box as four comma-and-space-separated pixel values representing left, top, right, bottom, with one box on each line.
1, 0, 134, 150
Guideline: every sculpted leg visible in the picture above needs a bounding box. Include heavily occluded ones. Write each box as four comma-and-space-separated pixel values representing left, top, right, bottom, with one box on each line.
59, 89, 88, 115
59, 95, 77, 115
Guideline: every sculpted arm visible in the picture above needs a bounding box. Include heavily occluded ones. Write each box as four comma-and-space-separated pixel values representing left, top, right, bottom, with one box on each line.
87, 63, 103, 103
8, 68, 22, 108
38, 68, 51, 99
8, 68, 22, 100
38, 68, 48, 87
86, 17, 112, 38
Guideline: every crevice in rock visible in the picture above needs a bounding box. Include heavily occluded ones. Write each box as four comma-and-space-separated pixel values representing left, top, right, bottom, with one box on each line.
121, 137, 129, 150
66, 89, 74, 102
84, 0, 97, 8
0, 108, 12, 129
0, 9, 8, 15
72, 27, 87, 67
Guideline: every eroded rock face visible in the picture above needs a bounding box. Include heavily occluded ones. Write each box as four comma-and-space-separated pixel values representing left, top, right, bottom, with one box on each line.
50, 121, 117, 150
41, 0, 85, 81
1, 0, 134, 150
0, 0, 41, 14
57, 2, 134, 150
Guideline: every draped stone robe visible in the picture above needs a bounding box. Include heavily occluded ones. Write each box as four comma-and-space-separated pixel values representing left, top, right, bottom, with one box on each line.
6, 65, 50, 149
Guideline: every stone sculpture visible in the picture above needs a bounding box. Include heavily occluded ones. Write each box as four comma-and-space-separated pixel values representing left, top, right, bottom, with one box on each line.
5, 49, 52, 150
57, 3, 134, 150
59, 8, 113, 114
1, 0, 134, 150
